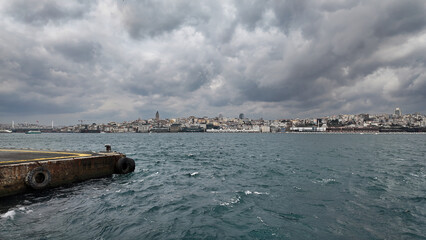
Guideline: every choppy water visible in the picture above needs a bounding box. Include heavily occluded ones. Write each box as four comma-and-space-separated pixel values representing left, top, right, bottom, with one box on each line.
0, 133, 425, 239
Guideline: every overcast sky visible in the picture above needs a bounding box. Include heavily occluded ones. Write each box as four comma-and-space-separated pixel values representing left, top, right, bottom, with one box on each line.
0, 0, 425, 125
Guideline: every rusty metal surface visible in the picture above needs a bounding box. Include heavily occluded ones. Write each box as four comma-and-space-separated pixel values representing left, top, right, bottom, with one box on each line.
0, 149, 124, 198
0, 149, 98, 165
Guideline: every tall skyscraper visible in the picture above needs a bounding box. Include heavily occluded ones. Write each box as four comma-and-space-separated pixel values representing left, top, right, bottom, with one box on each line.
394, 107, 401, 117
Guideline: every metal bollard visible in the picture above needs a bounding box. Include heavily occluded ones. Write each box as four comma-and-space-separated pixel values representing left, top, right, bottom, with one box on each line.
105, 144, 111, 152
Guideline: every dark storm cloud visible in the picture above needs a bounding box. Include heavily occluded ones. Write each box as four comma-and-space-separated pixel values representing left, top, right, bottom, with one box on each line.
50, 40, 101, 63
373, 1, 426, 38
126, 59, 218, 97
0, 27, 104, 121
4, 0, 90, 25
1, 0, 426, 124
121, 1, 210, 39
0, 92, 84, 115
224, 0, 426, 111
234, 1, 267, 30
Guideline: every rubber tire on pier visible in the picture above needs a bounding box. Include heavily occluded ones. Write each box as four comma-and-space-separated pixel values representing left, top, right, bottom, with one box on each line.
115, 157, 135, 174
25, 167, 51, 190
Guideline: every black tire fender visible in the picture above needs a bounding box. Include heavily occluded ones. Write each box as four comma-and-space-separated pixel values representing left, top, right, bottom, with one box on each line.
25, 167, 51, 190
115, 157, 135, 174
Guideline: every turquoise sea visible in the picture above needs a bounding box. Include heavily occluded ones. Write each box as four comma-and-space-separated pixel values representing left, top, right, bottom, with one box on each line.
0, 133, 425, 239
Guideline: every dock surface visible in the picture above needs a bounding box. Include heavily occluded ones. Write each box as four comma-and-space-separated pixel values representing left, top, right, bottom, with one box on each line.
0, 149, 95, 165
1, 148, 134, 198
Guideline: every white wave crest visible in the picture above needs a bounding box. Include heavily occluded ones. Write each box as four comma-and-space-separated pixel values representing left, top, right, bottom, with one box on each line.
244, 190, 269, 195
1, 210, 16, 220
312, 178, 337, 184
220, 196, 241, 206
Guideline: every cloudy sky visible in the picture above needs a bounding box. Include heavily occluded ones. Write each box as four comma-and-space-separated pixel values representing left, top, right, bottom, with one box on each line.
0, 0, 425, 125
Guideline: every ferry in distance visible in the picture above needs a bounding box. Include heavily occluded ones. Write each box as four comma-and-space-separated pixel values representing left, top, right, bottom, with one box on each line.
0, 130, 12, 133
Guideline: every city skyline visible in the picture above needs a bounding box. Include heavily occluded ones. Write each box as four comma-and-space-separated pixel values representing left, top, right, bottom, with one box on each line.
2, 108, 425, 134
1, 1, 426, 125
1, 107, 422, 127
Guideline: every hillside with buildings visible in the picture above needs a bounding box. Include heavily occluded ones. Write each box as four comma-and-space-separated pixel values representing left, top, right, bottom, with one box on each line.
2, 108, 424, 134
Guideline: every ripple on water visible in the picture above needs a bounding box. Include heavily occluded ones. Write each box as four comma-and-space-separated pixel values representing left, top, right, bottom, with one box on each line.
312, 178, 340, 185
1, 133, 426, 239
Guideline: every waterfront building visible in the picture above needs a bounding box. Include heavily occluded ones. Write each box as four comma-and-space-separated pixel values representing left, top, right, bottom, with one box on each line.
150, 127, 169, 133
170, 123, 182, 132
182, 125, 204, 132
261, 126, 271, 133
290, 125, 327, 132
138, 124, 151, 133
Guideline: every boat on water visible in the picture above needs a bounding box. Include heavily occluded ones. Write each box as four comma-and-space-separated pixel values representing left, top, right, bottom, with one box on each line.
26, 130, 42, 134
0, 130, 12, 133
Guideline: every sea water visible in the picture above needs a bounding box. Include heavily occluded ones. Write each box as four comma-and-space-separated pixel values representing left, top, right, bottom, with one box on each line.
0, 133, 425, 239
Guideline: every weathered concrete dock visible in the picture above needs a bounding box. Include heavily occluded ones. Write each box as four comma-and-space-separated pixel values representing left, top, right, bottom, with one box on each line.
0, 147, 135, 198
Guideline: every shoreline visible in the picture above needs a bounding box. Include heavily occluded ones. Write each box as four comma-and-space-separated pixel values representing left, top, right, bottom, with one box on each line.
1, 131, 426, 135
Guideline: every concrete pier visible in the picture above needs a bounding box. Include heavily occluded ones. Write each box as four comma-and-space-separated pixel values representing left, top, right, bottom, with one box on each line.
0, 148, 135, 198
